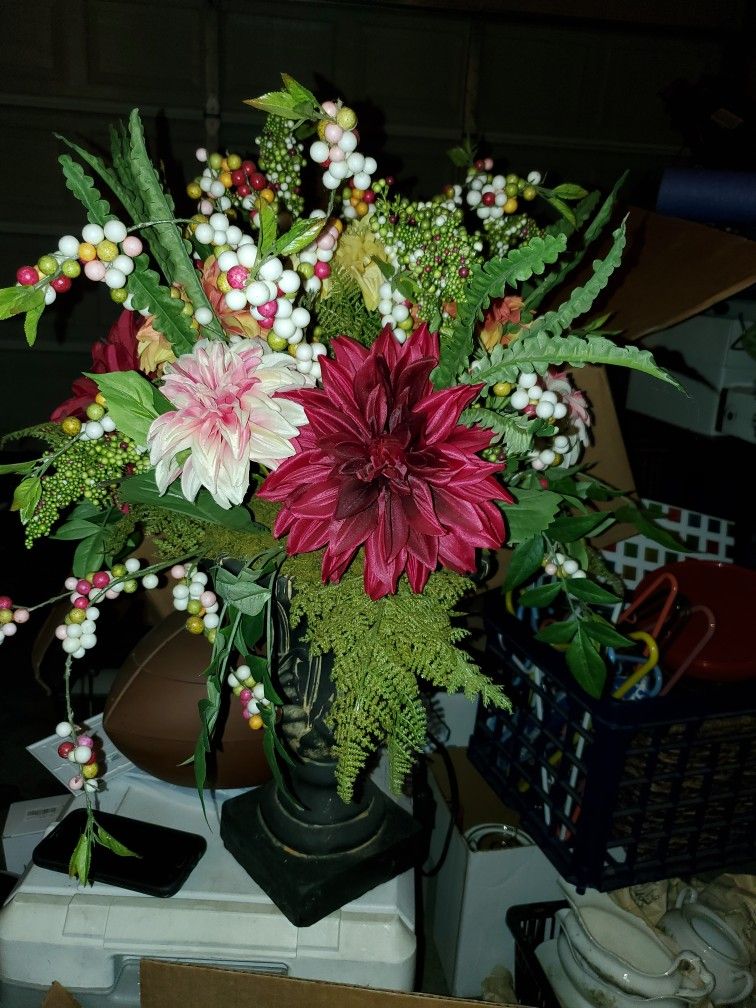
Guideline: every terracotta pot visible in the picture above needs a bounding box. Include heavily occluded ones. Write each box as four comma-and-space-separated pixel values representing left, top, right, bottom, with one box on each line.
103, 611, 270, 789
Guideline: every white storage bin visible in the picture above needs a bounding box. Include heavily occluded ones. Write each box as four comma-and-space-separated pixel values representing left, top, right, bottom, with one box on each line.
0, 771, 415, 1007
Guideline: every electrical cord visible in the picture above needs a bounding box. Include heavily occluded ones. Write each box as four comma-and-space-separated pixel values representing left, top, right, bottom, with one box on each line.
421, 731, 460, 878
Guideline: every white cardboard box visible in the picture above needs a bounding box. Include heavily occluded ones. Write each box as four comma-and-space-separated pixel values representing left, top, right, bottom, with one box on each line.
625, 299, 756, 441
426, 748, 562, 998
1, 794, 71, 876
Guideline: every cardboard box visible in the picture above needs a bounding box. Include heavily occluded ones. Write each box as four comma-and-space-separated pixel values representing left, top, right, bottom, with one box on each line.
33, 964, 526, 1008
1, 794, 71, 875
426, 748, 562, 998
138, 961, 523, 1008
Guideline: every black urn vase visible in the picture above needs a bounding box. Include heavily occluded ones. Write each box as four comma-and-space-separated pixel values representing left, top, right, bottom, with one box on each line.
220, 576, 424, 927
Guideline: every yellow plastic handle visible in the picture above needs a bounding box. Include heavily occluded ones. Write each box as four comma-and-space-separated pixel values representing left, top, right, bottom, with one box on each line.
612, 631, 659, 700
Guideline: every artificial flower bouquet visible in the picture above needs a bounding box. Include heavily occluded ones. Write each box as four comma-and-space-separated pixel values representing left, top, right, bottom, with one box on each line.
0, 74, 674, 880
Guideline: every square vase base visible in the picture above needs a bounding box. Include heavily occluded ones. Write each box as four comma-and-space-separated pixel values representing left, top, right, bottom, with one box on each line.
220, 787, 424, 927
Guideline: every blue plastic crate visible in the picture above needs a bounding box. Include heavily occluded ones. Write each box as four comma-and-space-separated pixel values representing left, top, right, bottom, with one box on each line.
469, 601, 756, 892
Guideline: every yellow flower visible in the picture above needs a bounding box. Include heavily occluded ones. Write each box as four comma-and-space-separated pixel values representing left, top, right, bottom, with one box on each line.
137, 318, 176, 375
330, 220, 388, 311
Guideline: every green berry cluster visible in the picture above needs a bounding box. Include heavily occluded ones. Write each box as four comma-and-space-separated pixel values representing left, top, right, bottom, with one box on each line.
25, 435, 149, 547
369, 190, 483, 322
256, 117, 305, 217
483, 213, 544, 259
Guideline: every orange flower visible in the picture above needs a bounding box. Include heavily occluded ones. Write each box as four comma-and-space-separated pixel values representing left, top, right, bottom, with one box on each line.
480, 296, 524, 351
200, 257, 262, 341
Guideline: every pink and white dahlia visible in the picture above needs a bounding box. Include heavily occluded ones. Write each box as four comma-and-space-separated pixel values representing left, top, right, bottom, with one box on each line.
147, 338, 311, 509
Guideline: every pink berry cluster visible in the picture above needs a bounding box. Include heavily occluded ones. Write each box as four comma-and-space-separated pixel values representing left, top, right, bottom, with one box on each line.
227, 663, 271, 731
309, 100, 377, 220
15, 220, 143, 309
54, 558, 144, 660
54, 721, 103, 793
0, 596, 29, 645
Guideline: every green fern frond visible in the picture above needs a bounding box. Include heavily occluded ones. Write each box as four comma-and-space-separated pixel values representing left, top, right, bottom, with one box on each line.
0, 423, 68, 449
126, 110, 224, 341
388, 698, 428, 793
284, 555, 509, 801
58, 155, 111, 226
471, 332, 678, 387
315, 266, 382, 347
126, 255, 196, 357
433, 232, 568, 390
525, 221, 626, 340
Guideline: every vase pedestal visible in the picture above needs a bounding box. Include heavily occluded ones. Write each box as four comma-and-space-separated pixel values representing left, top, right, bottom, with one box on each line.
220, 764, 424, 927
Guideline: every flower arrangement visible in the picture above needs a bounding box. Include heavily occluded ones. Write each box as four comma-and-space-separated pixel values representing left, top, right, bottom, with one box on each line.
0, 74, 674, 881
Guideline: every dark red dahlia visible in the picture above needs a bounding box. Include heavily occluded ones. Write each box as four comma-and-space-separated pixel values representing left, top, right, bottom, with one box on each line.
50, 309, 143, 421
259, 324, 511, 599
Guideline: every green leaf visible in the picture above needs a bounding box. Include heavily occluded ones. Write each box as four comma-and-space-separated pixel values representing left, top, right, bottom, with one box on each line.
433, 232, 568, 389
447, 145, 471, 168
0, 285, 44, 321
244, 90, 299, 118
582, 617, 634, 649
23, 293, 46, 347
234, 611, 266, 655
503, 534, 545, 591
612, 505, 691, 552
73, 533, 106, 578
50, 518, 102, 541
257, 197, 278, 259
546, 195, 576, 226
564, 577, 621, 606
87, 369, 171, 446
547, 511, 613, 542
535, 619, 578, 645
274, 216, 325, 257
11, 476, 41, 522
281, 74, 318, 111
566, 627, 606, 698
550, 183, 589, 201
371, 256, 394, 281
68, 831, 92, 884
95, 823, 141, 858
118, 470, 257, 530
58, 154, 111, 226
519, 580, 562, 608
0, 458, 36, 475
214, 568, 271, 617
501, 487, 561, 544
126, 255, 196, 358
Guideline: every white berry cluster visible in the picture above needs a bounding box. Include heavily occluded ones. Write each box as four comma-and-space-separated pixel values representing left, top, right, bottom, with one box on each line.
308, 100, 377, 220
377, 281, 414, 344
543, 552, 587, 579
227, 663, 271, 730
194, 150, 233, 209
58, 220, 144, 307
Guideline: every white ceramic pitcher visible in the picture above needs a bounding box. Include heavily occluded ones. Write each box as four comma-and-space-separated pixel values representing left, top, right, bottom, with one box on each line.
659, 887, 753, 1006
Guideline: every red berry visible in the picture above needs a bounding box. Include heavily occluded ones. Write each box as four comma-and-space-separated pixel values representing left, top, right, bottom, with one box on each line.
0, 596, 12, 610
249, 173, 267, 191
474, 159, 486, 171
482, 191, 496, 207
363, 189, 376, 204
92, 572, 110, 589
242, 160, 256, 175
257, 316, 274, 330
231, 169, 246, 186
51, 275, 72, 293
385, 176, 395, 187
458, 267, 470, 278
57, 742, 75, 759
16, 266, 39, 286
73, 596, 89, 610
236, 184, 251, 197
314, 260, 331, 280
75, 580, 91, 596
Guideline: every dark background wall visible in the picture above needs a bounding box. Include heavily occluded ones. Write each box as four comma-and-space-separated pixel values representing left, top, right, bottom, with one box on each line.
0, 0, 752, 430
